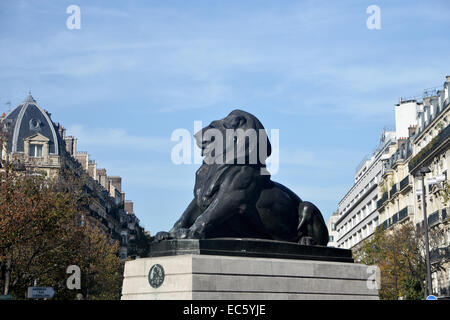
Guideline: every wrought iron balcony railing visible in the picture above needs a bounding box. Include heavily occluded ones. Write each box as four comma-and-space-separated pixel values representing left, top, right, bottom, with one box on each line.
377, 192, 389, 209
389, 184, 398, 198
399, 176, 410, 191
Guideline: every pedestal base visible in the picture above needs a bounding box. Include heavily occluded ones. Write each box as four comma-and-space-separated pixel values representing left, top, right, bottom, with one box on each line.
148, 238, 354, 263
121, 254, 380, 300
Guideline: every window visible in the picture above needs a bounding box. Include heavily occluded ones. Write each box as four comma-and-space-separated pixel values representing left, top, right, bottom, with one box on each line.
329, 235, 334, 242
29, 144, 43, 157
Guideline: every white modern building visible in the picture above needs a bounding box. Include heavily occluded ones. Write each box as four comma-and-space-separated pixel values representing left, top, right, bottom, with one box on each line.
333, 131, 396, 249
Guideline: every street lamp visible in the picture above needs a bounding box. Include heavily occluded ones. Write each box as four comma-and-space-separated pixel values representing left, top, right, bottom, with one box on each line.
417, 166, 433, 297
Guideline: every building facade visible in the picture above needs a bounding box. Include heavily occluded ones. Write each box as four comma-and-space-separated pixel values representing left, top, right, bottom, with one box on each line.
331, 76, 450, 298
1, 93, 149, 259
334, 130, 396, 250
408, 78, 450, 298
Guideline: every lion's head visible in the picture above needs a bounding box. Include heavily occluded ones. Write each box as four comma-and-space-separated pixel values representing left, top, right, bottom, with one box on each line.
194, 110, 272, 167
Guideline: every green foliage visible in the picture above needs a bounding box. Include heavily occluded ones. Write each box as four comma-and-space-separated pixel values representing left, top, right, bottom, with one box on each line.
401, 275, 424, 300
354, 222, 426, 300
440, 180, 450, 206
0, 164, 123, 300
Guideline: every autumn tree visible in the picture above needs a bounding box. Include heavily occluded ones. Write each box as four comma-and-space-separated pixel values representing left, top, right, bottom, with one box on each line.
0, 166, 74, 296
60, 221, 123, 300
0, 155, 123, 299
354, 220, 446, 300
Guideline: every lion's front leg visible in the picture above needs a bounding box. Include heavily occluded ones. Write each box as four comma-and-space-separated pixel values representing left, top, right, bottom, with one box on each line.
184, 189, 247, 239
169, 198, 202, 233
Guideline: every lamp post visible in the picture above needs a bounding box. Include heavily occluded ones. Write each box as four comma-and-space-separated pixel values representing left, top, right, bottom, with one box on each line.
417, 166, 433, 296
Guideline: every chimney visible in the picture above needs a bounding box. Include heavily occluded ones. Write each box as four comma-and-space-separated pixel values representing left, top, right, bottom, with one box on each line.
408, 125, 416, 137
57, 125, 66, 139
108, 176, 122, 193
64, 136, 77, 156
96, 168, 107, 189
125, 200, 134, 214
88, 160, 97, 179
75, 152, 89, 170
397, 137, 407, 148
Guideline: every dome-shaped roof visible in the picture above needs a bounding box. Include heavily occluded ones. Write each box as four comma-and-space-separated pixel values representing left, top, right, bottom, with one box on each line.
2, 93, 59, 155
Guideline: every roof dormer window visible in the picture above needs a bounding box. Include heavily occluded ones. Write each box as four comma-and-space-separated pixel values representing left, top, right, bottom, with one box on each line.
29, 144, 43, 157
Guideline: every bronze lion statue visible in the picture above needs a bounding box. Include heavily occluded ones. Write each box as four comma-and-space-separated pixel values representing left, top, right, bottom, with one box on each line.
155, 110, 329, 246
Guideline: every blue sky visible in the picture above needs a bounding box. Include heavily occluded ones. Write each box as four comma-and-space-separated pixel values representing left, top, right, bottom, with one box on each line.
1, 0, 450, 233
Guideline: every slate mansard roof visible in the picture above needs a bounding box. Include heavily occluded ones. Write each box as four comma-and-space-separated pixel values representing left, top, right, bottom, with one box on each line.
2, 93, 59, 155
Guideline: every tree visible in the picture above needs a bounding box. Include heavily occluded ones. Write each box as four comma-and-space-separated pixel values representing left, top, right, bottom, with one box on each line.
355, 219, 449, 300
0, 169, 77, 296
354, 222, 429, 300
63, 221, 123, 300
0, 161, 123, 299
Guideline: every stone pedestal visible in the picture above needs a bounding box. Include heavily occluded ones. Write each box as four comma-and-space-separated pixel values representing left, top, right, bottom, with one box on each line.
121, 239, 380, 300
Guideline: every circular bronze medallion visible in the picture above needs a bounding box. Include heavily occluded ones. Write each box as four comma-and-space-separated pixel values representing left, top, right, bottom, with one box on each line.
148, 264, 165, 288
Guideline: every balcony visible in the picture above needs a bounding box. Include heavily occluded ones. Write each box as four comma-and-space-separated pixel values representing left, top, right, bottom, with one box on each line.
398, 206, 413, 221
392, 213, 399, 224
399, 176, 411, 191
428, 210, 441, 226
389, 184, 398, 198
430, 247, 450, 264
417, 208, 448, 230
381, 206, 413, 230
377, 192, 388, 209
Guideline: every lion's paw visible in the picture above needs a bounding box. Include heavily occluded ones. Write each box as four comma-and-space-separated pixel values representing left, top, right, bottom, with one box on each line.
174, 228, 204, 239
154, 231, 172, 242
299, 236, 317, 246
